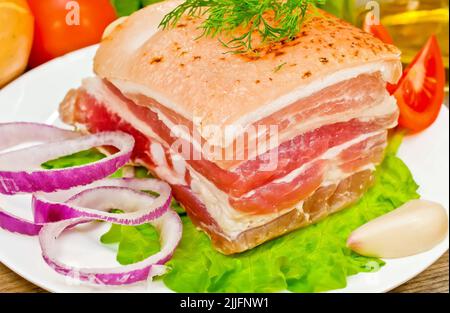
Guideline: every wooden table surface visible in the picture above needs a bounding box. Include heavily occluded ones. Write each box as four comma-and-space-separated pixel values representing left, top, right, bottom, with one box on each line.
0, 251, 448, 293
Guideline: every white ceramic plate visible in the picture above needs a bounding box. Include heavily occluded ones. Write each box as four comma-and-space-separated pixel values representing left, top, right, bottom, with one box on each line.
0, 46, 448, 293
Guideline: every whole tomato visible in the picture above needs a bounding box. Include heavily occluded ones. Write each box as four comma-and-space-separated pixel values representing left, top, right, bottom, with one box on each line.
27, 0, 117, 68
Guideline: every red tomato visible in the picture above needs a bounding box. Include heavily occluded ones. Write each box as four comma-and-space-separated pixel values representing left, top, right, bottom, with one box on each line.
27, 0, 117, 67
363, 15, 394, 45
393, 36, 445, 132
362, 15, 398, 92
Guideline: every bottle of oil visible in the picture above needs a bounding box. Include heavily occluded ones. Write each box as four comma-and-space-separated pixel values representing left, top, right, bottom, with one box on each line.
379, 0, 449, 68
322, 1, 449, 69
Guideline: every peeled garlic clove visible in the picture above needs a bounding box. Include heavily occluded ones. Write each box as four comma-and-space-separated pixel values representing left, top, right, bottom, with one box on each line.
347, 200, 448, 258
102, 16, 128, 40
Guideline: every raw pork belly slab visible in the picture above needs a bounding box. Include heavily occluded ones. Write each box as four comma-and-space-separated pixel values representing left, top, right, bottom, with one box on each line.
59, 0, 402, 254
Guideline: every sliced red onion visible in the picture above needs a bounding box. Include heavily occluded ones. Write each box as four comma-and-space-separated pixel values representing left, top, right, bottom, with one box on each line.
0, 122, 80, 152
0, 208, 42, 236
0, 122, 182, 286
0, 126, 135, 195
33, 178, 172, 225
39, 210, 182, 285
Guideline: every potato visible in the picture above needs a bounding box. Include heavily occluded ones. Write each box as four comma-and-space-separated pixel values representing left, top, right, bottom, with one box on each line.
0, 0, 34, 88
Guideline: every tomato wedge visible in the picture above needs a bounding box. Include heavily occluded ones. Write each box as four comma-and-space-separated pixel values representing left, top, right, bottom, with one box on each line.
362, 15, 399, 92
363, 14, 394, 44
393, 36, 445, 132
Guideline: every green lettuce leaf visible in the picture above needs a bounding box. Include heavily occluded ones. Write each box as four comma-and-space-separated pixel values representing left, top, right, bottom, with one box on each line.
100, 209, 161, 265
42, 148, 105, 169
111, 0, 164, 17
161, 143, 419, 292
101, 223, 161, 265
42, 148, 124, 178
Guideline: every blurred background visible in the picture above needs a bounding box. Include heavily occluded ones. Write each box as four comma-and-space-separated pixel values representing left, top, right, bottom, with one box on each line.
321, 0, 449, 68
0, 0, 449, 88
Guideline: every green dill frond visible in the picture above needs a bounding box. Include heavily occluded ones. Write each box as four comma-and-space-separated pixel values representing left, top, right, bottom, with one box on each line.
273, 62, 287, 72
159, 0, 326, 52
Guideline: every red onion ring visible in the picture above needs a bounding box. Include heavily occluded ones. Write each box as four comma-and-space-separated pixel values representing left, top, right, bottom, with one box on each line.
33, 178, 172, 225
0, 122, 183, 286
0, 123, 79, 235
0, 122, 80, 152
0, 209, 42, 236
40, 210, 182, 285
0, 178, 172, 236
0, 124, 135, 195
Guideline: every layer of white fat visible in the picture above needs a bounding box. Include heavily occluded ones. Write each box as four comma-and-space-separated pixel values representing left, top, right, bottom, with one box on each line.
118, 88, 397, 169
189, 130, 384, 238
188, 167, 296, 239
125, 98, 204, 154
110, 60, 397, 148
82, 77, 163, 142
227, 94, 397, 171
269, 131, 384, 185
268, 93, 397, 143
81, 77, 188, 186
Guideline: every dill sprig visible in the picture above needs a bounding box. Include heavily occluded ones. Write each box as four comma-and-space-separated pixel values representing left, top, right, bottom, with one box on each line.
159, 0, 326, 52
